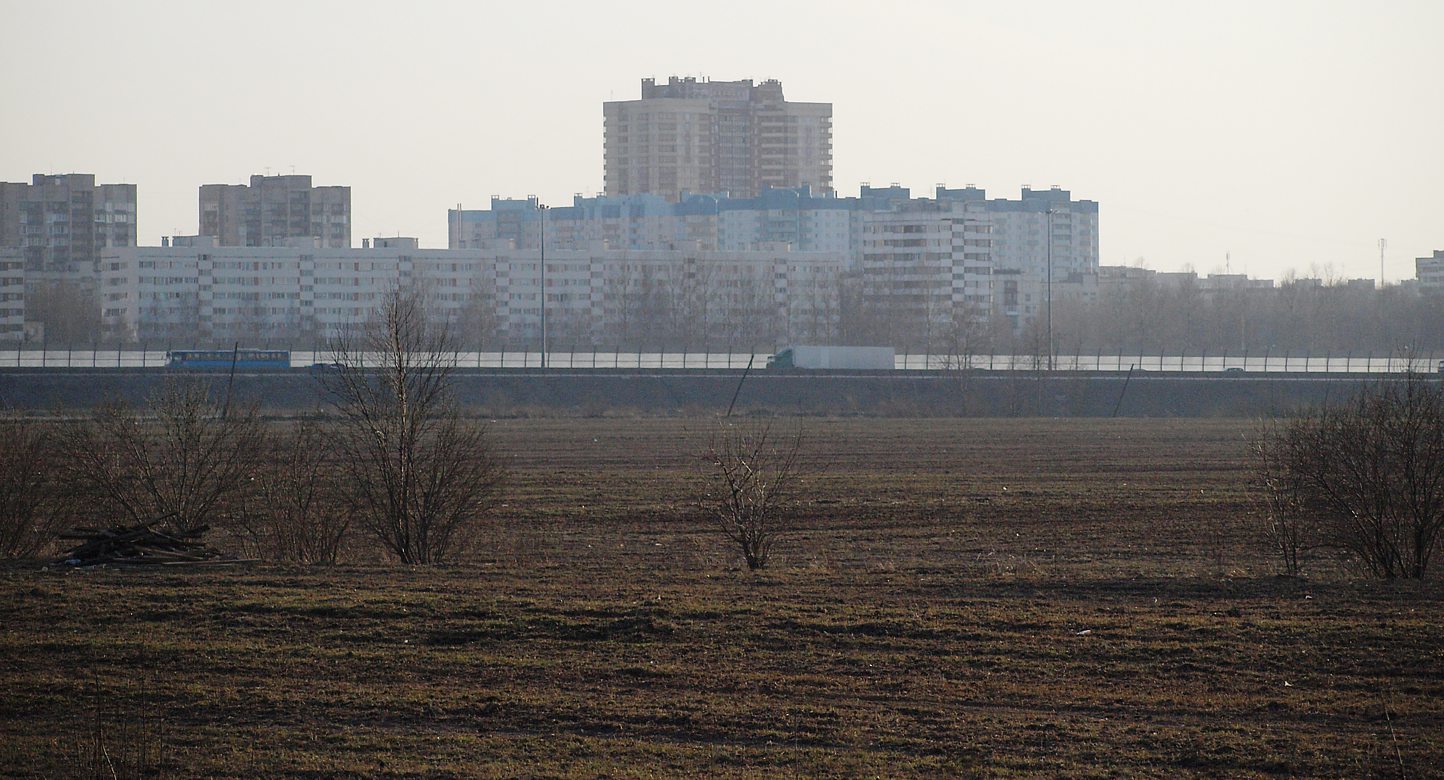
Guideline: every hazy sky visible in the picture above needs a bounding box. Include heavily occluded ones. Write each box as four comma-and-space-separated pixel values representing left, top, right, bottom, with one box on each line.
3, 0, 1441, 282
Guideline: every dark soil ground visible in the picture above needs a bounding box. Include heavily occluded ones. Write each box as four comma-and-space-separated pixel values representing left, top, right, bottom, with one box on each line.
3, 418, 1442, 778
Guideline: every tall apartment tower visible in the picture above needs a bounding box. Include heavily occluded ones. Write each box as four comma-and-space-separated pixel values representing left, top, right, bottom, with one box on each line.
198, 174, 351, 248
0, 173, 137, 276
603, 76, 832, 201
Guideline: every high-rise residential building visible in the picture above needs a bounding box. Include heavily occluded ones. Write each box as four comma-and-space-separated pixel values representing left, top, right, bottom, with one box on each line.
603, 76, 832, 201
855, 192, 1000, 339
0, 173, 137, 277
198, 174, 351, 249
0, 249, 23, 339
1418, 250, 1444, 291
947, 186, 1099, 286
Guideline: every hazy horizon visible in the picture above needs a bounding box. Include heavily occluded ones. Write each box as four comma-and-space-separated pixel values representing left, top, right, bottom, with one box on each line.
3, 0, 1440, 283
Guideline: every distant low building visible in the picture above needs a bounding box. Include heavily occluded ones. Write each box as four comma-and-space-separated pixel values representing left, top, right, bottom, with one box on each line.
1097, 266, 1278, 299
1198, 273, 1275, 293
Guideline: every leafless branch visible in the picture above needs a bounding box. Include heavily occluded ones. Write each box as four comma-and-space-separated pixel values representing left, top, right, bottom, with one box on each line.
1254, 372, 1444, 578
698, 420, 804, 570
58, 380, 263, 535
0, 415, 74, 558
317, 288, 506, 564
234, 420, 351, 564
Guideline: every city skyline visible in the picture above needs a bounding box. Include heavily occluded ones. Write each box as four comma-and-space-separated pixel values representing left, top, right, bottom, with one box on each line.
2, 0, 1440, 282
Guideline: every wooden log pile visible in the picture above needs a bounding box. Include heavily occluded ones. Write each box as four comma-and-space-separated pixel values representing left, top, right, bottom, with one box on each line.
56, 521, 229, 566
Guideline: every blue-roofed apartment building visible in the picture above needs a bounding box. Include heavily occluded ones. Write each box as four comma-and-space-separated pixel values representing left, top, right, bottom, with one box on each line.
447, 183, 1098, 334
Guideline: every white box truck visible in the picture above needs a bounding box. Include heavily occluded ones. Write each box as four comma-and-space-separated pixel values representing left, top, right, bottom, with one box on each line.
766, 345, 896, 370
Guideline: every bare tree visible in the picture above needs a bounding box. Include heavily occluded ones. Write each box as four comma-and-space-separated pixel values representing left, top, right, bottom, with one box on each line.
664, 256, 717, 350
234, 420, 350, 564
1252, 417, 1321, 576
0, 415, 73, 557
455, 273, 503, 351
698, 420, 804, 570
27, 280, 103, 345
936, 305, 993, 372
320, 288, 506, 564
1254, 373, 1444, 578
59, 380, 263, 534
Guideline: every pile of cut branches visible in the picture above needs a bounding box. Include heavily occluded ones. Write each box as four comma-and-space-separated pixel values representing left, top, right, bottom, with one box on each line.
56, 521, 235, 566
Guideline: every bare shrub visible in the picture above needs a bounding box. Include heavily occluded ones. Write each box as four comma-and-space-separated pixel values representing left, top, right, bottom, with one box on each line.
1252, 418, 1322, 576
59, 379, 263, 534
698, 420, 803, 570
0, 416, 73, 558
319, 289, 506, 564
1254, 373, 1444, 578
234, 420, 349, 564
935, 307, 993, 373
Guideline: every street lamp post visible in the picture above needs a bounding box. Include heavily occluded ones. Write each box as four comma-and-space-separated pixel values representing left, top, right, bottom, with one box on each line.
539, 203, 548, 369
1045, 208, 1056, 372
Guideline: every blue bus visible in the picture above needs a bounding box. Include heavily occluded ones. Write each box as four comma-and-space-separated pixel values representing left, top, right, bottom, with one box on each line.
166, 349, 292, 369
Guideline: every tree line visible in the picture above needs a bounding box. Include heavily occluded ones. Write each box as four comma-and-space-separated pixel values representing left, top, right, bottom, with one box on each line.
35, 272, 1444, 356
1051, 278, 1444, 356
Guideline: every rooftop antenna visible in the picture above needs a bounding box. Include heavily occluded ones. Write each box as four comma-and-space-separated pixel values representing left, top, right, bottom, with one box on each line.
1378, 238, 1387, 288
1226, 251, 1231, 275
